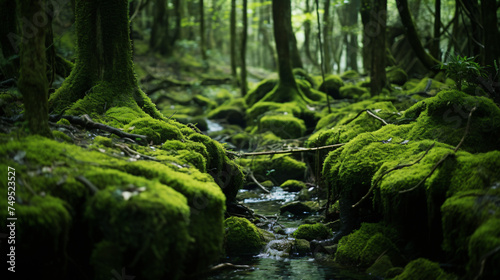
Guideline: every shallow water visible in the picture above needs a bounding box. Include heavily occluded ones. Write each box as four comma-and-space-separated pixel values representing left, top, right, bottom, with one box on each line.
208, 188, 374, 280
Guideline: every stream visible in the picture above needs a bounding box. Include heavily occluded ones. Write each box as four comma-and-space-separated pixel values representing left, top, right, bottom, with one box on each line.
208, 187, 376, 280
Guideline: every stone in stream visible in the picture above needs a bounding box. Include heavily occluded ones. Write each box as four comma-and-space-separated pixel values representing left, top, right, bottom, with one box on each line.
280, 201, 320, 216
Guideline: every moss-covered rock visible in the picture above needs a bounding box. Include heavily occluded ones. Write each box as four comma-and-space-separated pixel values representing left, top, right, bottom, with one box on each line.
245, 78, 278, 107
318, 74, 345, 99
366, 255, 393, 277
258, 114, 306, 139
292, 223, 331, 241
393, 258, 454, 280
280, 179, 307, 192
239, 154, 307, 185
339, 85, 370, 100
94, 135, 113, 147
208, 98, 247, 127
280, 201, 320, 216
340, 70, 361, 80
224, 217, 265, 255
335, 223, 399, 267
467, 218, 500, 279
293, 238, 311, 254
53, 130, 74, 143
125, 117, 184, 144
386, 66, 408, 86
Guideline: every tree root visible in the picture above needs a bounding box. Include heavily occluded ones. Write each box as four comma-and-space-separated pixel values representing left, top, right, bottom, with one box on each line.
248, 171, 270, 194
49, 114, 149, 144
345, 109, 389, 126
231, 143, 346, 157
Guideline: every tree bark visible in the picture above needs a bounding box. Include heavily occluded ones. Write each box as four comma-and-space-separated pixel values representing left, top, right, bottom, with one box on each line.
285, 1, 303, 69
369, 0, 387, 95
18, 0, 52, 138
230, 0, 237, 77
240, 0, 248, 95
0, 0, 19, 80
303, 0, 320, 68
199, 0, 207, 60
430, 0, 441, 60
360, 0, 371, 74
396, 0, 441, 69
49, 0, 162, 119
322, 0, 332, 74
273, 0, 297, 89
480, 0, 500, 67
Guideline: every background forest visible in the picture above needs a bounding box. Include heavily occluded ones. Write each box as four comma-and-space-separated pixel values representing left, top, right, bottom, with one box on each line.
1, 0, 500, 280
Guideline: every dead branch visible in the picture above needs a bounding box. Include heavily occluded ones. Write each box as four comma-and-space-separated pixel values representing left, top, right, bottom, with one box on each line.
235, 143, 346, 157
114, 143, 158, 161
76, 175, 99, 194
50, 114, 148, 143
344, 109, 388, 126
454, 106, 477, 152
248, 172, 270, 194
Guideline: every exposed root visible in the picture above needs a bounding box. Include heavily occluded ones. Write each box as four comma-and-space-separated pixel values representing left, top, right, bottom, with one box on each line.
248, 171, 270, 194
233, 143, 346, 157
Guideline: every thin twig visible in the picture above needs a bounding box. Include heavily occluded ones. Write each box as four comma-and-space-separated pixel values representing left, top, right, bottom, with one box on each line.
474, 245, 500, 280
76, 175, 99, 194
454, 106, 476, 152
236, 143, 346, 157
249, 172, 270, 194
352, 142, 435, 207
114, 143, 158, 161
345, 109, 388, 126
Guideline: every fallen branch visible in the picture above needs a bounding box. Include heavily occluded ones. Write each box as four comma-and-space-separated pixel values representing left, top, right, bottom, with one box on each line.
76, 175, 99, 194
345, 109, 388, 126
235, 143, 346, 157
353, 142, 435, 208
50, 114, 148, 143
248, 172, 270, 194
114, 143, 158, 161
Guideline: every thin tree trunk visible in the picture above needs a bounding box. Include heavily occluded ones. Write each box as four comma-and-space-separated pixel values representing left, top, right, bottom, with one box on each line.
396, 0, 441, 69
286, 1, 303, 69
230, 0, 237, 77
304, 0, 320, 68
430, 0, 441, 59
323, 0, 331, 74
240, 0, 248, 96
18, 0, 52, 138
360, 0, 371, 74
200, 0, 207, 60
0, 0, 19, 79
273, 0, 297, 89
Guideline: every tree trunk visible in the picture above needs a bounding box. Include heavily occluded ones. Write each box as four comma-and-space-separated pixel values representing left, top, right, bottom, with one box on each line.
240, 0, 248, 96
18, 0, 52, 138
0, 0, 19, 80
303, 0, 320, 68
49, 0, 162, 119
230, 0, 237, 77
273, 0, 297, 88
396, 0, 441, 69
322, 0, 332, 74
360, 0, 371, 74
369, 0, 387, 95
346, 0, 360, 71
199, 0, 207, 60
285, 1, 302, 69
150, 0, 166, 51
480, 0, 500, 67
430, 0, 441, 60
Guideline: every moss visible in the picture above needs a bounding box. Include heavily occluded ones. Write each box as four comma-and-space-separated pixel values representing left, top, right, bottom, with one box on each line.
339, 85, 370, 100
52, 130, 73, 143
280, 179, 307, 192
245, 78, 278, 107
294, 239, 311, 254
318, 74, 345, 99
407, 78, 448, 95
94, 135, 113, 147
341, 70, 361, 80
467, 218, 500, 279
296, 79, 325, 101
335, 223, 398, 266
292, 223, 331, 241
125, 117, 184, 144
86, 177, 190, 280
366, 255, 393, 277
90, 241, 123, 280
293, 68, 317, 88
193, 94, 217, 109
224, 217, 265, 255
239, 154, 307, 185
360, 233, 400, 267
393, 258, 454, 280
161, 139, 208, 172
207, 105, 246, 127
0, 195, 71, 278
280, 201, 320, 216
402, 90, 500, 153
258, 114, 306, 139
386, 66, 408, 86
56, 118, 71, 126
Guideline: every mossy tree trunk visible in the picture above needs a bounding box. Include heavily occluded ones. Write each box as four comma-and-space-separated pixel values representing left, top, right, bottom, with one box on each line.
240, 0, 248, 96
0, 0, 19, 80
49, 0, 162, 119
396, 0, 441, 69
430, 0, 441, 60
369, 0, 387, 95
18, 0, 52, 138
230, 0, 237, 78
285, 1, 302, 69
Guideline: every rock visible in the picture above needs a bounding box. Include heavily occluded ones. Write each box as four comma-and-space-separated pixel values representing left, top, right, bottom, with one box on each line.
258, 114, 306, 139
318, 75, 344, 99
366, 255, 393, 277
292, 223, 331, 241
340, 70, 361, 80
293, 238, 311, 255
280, 179, 307, 192
386, 66, 408, 86
280, 201, 320, 216
393, 258, 455, 280
224, 217, 265, 256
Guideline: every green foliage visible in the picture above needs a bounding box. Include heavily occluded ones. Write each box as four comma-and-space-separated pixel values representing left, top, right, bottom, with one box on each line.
440, 55, 488, 91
